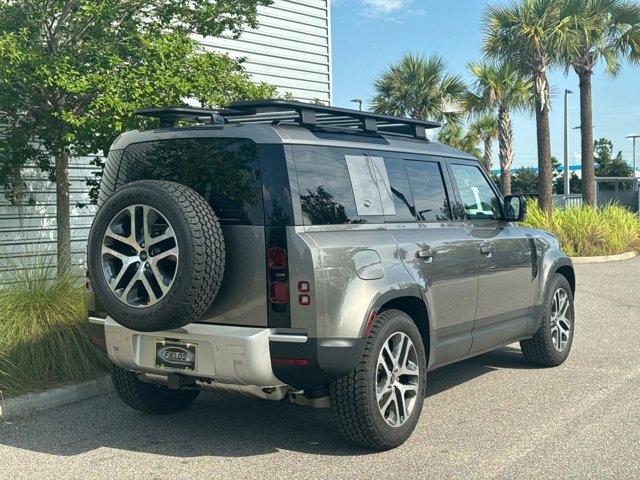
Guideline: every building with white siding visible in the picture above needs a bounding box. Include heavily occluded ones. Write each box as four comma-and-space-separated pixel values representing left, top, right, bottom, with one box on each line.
199, 0, 331, 104
0, 1, 332, 280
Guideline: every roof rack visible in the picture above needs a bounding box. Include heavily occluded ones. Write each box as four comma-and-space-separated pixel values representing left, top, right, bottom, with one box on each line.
135, 107, 227, 128
135, 100, 441, 139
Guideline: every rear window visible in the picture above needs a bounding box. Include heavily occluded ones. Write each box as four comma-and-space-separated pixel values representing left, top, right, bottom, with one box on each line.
404, 160, 451, 221
119, 138, 263, 225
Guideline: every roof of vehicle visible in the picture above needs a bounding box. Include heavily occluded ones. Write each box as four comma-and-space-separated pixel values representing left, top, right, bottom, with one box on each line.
111, 100, 477, 161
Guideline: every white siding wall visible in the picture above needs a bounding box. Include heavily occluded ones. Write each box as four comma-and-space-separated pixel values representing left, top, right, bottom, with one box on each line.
0, 1, 332, 280
0, 158, 98, 282
198, 0, 331, 104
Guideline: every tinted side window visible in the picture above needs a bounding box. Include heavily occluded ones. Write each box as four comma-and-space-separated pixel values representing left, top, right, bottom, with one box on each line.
404, 160, 451, 221
450, 164, 502, 220
120, 138, 263, 225
294, 146, 380, 225
383, 158, 417, 222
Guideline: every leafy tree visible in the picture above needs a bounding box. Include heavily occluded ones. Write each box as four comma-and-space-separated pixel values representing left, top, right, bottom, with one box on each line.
554, 172, 582, 194
594, 138, 633, 177
372, 54, 467, 128
484, 0, 578, 212
469, 113, 499, 173
467, 61, 532, 194
0, 0, 274, 275
559, 0, 640, 205
511, 167, 539, 194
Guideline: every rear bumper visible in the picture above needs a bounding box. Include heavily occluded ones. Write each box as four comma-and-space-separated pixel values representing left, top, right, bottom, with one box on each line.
91, 317, 364, 389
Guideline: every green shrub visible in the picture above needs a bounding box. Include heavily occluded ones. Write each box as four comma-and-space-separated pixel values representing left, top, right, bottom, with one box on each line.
0, 261, 109, 397
522, 200, 640, 257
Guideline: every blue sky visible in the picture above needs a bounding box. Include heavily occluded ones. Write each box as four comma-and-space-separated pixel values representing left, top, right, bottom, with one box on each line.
330, 0, 640, 169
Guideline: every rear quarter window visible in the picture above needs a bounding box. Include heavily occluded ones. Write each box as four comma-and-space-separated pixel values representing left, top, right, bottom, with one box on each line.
118, 138, 263, 225
293, 146, 384, 226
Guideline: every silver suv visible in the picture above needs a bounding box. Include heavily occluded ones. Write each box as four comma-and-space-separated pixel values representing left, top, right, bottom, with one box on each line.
87, 100, 575, 450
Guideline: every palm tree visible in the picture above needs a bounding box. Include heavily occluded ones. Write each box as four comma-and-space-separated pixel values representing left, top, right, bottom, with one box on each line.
484, 0, 578, 212
560, 0, 640, 206
469, 114, 499, 175
467, 61, 532, 195
437, 124, 482, 159
372, 54, 467, 127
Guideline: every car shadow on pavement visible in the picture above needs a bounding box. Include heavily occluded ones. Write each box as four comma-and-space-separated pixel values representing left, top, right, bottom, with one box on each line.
0, 346, 536, 458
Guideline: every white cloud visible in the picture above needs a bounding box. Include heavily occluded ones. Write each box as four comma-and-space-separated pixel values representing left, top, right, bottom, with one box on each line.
362, 0, 408, 14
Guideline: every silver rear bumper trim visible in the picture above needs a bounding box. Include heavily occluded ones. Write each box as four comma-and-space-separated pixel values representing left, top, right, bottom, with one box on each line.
101, 316, 284, 388
268, 334, 308, 343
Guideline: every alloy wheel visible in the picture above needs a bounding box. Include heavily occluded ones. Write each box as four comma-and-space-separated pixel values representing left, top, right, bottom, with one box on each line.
375, 331, 420, 427
550, 287, 571, 352
101, 205, 179, 307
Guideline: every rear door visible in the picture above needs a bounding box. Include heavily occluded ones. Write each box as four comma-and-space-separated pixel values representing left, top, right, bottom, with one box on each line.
118, 137, 271, 327
447, 161, 533, 352
378, 152, 479, 367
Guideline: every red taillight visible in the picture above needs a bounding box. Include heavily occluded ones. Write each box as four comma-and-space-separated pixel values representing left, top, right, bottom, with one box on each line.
268, 247, 287, 270
269, 281, 289, 304
297, 281, 310, 293
271, 358, 310, 366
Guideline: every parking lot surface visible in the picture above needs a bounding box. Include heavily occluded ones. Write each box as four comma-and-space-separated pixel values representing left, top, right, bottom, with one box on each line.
1, 257, 639, 479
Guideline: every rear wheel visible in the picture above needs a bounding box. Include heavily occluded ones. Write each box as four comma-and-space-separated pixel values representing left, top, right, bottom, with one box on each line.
330, 309, 427, 450
520, 273, 574, 367
112, 366, 200, 414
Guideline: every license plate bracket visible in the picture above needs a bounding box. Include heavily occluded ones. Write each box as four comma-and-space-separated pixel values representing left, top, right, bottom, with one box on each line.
155, 339, 197, 371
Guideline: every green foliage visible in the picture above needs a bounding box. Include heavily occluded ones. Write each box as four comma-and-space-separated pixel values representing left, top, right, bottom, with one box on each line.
511, 167, 539, 194
522, 199, 640, 256
0, 261, 109, 397
466, 61, 533, 114
0, 0, 275, 202
437, 124, 481, 158
372, 54, 467, 127
559, 0, 640, 77
594, 138, 633, 177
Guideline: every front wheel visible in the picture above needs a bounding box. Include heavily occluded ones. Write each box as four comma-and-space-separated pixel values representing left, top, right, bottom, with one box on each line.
520, 273, 575, 367
330, 309, 427, 450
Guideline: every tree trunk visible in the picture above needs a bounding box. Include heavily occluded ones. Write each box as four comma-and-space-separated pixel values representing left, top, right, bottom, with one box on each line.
55, 150, 71, 276
498, 105, 514, 196
578, 69, 596, 206
482, 136, 493, 173
534, 77, 553, 213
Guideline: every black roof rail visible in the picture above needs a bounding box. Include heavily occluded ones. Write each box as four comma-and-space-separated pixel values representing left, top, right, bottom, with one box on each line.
135, 100, 441, 139
135, 107, 227, 128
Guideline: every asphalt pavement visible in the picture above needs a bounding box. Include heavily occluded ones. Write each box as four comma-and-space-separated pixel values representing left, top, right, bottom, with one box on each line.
1, 257, 639, 479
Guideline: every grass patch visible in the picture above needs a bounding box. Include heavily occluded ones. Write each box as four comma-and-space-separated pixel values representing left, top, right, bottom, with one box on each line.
522, 200, 640, 257
0, 262, 109, 398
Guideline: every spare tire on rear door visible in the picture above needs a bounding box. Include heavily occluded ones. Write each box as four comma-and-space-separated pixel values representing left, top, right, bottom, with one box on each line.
87, 180, 225, 332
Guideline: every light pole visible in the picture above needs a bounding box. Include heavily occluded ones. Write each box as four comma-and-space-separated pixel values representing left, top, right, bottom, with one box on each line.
564, 89, 573, 196
350, 98, 363, 111
626, 134, 639, 178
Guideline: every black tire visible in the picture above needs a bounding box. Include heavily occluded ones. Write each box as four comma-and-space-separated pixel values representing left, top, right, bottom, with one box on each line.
88, 180, 225, 332
330, 309, 427, 450
112, 366, 200, 414
520, 273, 575, 367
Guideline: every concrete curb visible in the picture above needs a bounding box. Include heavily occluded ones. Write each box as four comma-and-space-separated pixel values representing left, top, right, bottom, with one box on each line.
571, 251, 638, 264
0, 376, 112, 421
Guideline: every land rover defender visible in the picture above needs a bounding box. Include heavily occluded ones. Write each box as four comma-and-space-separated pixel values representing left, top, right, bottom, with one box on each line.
87, 100, 575, 449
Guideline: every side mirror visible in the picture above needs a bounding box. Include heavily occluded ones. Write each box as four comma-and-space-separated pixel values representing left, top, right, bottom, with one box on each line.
503, 195, 527, 222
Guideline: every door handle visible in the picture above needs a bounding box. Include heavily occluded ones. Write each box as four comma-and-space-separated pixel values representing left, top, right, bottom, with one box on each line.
416, 249, 434, 261
480, 243, 493, 255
